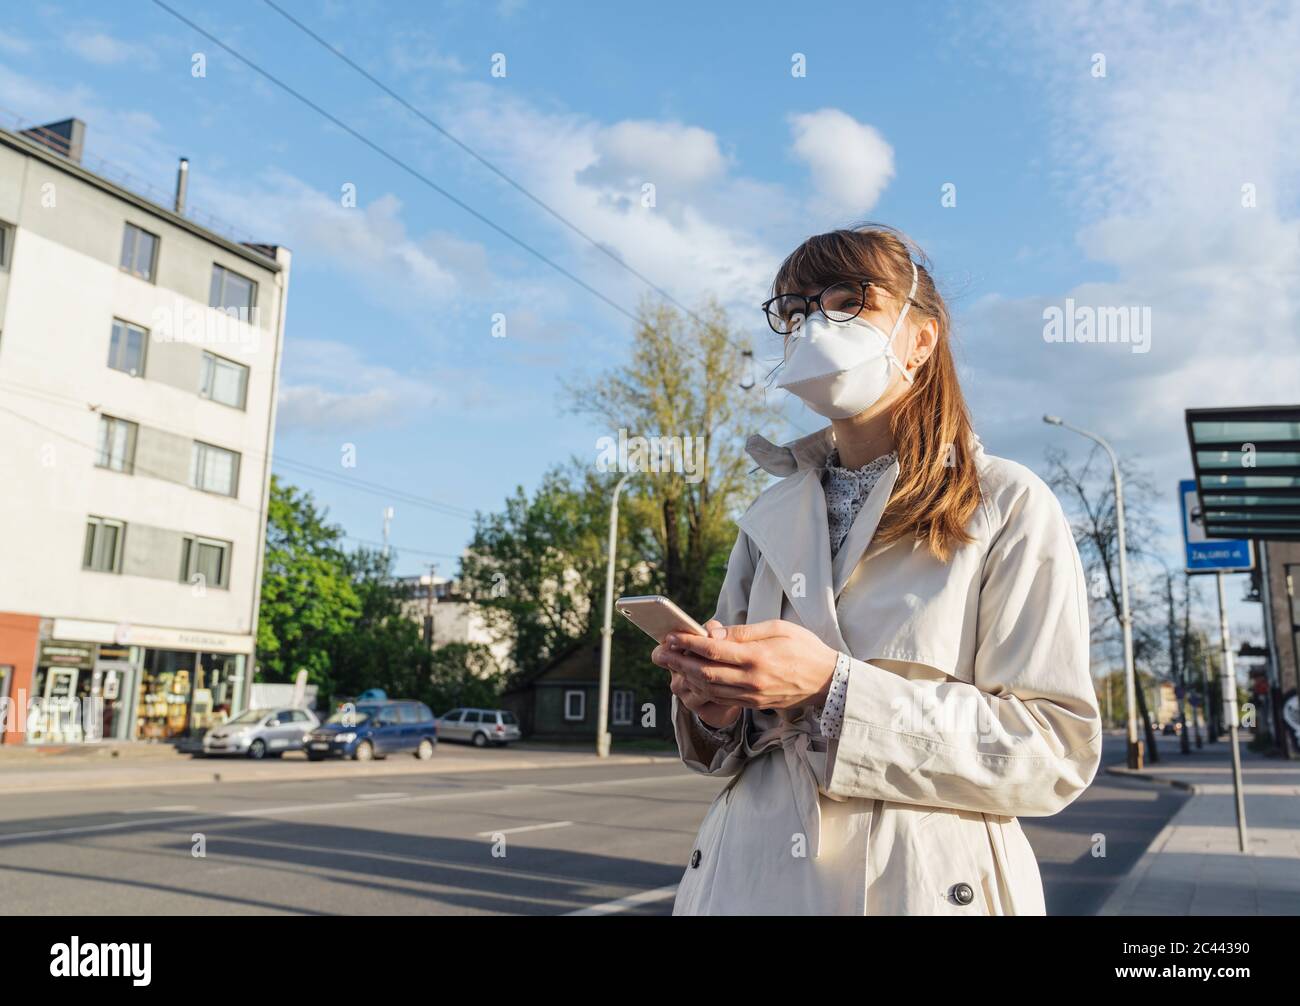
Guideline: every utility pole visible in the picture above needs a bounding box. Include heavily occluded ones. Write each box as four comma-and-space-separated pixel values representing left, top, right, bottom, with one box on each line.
1167, 572, 1190, 754
382, 506, 394, 559
425, 562, 437, 649
1202, 648, 1217, 742
1216, 571, 1249, 852
597, 471, 635, 759
1044, 415, 1141, 768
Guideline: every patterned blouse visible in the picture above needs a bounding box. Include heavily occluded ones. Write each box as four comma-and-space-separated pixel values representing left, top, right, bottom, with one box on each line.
815, 447, 896, 738
693, 446, 896, 743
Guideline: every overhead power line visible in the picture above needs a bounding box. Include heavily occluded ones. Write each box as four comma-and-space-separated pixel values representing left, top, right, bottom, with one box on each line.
150, 0, 641, 327
152, 0, 757, 370
260, 0, 713, 331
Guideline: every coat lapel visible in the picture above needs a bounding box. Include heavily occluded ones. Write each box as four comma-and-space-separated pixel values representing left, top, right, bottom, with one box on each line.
829, 459, 899, 598
737, 467, 847, 652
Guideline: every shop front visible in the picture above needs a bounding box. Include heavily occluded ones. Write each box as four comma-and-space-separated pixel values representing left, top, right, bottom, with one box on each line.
27, 640, 144, 743
49, 619, 253, 744
134, 648, 247, 741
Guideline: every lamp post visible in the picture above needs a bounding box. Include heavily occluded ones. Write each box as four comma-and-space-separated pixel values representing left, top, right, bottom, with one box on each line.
1044, 415, 1142, 769
596, 470, 635, 758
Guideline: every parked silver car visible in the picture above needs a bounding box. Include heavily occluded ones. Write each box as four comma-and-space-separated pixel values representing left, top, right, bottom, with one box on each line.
201, 707, 320, 759
436, 708, 521, 747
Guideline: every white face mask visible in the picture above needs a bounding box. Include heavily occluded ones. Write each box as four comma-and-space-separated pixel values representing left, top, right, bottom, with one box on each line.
776, 261, 919, 420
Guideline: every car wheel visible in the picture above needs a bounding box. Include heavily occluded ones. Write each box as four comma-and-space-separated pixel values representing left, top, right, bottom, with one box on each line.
248, 739, 267, 759
416, 738, 434, 760
472, 731, 488, 748
353, 740, 374, 762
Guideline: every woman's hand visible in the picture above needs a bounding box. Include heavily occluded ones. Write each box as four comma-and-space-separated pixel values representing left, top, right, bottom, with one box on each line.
653, 618, 839, 712
653, 620, 742, 729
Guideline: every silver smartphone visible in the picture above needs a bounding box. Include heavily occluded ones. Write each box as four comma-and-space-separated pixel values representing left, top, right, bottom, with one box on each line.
615, 595, 707, 644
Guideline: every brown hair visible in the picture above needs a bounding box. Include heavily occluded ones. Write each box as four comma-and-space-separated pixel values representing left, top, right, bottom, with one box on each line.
772, 223, 980, 561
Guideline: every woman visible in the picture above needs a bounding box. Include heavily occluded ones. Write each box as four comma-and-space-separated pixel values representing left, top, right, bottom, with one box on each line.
652, 224, 1102, 915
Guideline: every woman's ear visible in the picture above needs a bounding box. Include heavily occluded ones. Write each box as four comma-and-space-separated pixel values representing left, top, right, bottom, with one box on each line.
905, 316, 939, 373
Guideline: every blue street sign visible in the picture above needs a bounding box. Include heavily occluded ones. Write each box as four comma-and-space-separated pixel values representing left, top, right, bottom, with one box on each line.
1179, 479, 1254, 573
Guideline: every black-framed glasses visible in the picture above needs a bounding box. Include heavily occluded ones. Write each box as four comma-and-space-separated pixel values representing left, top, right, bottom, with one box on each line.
762, 279, 914, 336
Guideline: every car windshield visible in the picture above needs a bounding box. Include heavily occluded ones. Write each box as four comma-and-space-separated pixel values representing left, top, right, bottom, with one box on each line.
229, 709, 270, 725
326, 706, 376, 726
501, 712, 518, 725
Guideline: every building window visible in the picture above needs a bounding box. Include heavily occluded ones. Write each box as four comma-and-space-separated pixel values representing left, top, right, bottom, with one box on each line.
83, 517, 125, 573
0, 220, 14, 271
107, 319, 147, 377
611, 689, 635, 726
564, 690, 586, 722
199, 351, 248, 409
209, 263, 256, 316
95, 415, 138, 474
181, 535, 231, 589
119, 223, 158, 281
190, 441, 240, 497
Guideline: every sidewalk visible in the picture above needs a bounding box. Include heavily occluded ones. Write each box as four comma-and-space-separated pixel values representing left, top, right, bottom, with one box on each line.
1100, 734, 1300, 915
0, 741, 680, 796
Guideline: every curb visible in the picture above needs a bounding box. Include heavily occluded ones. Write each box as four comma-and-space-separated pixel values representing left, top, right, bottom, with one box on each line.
0, 752, 681, 796
1103, 764, 1199, 793
1097, 763, 1199, 916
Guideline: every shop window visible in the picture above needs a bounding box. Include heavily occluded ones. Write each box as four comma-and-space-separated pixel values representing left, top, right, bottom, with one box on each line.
119, 222, 158, 281
96, 414, 138, 473
82, 516, 125, 573
180, 534, 231, 589
564, 689, 586, 722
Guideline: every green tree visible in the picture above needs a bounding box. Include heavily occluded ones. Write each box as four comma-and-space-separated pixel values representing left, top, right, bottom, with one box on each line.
426, 643, 507, 712
325, 547, 431, 704
462, 298, 776, 695
461, 462, 654, 679
256, 476, 361, 693
563, 297, 777, 619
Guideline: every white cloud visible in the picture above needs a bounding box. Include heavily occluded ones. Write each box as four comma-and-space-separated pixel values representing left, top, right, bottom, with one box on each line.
277, 339, 437, 432
788, 108, 894, 222
63, 30, 155, 67
578, 119, 730, 192
0, 30, 32, 55
961, 0, 1300, 508
435, 83, 802, 314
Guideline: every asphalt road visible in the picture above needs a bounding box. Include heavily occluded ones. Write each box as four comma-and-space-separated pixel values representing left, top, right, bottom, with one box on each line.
0, 732, 1185, 915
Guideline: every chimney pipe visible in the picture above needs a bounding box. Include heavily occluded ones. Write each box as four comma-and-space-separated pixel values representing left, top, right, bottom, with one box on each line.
174, 157, 189, 214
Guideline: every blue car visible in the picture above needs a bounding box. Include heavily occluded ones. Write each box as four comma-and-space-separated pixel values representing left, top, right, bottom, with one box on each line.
305, 700, 438, 762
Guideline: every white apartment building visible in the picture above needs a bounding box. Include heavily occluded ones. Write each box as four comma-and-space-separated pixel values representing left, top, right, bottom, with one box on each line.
0, 118, 290, 745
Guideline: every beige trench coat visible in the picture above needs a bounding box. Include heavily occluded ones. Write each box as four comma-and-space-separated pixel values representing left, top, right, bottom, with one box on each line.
671, 425, 1102, 915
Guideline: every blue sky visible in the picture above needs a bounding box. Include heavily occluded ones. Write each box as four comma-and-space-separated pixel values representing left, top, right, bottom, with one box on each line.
3, 0, 1297, 643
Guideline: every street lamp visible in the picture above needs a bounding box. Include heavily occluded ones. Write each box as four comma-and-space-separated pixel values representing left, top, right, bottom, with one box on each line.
1044, 415, 1142, 769
596, 470, 636, 758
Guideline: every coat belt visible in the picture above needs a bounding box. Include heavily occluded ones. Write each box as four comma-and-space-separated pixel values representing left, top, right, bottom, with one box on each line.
742, 715, 843, 860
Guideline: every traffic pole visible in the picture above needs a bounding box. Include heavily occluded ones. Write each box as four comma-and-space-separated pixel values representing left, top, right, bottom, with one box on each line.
1216, 571, 1249, 853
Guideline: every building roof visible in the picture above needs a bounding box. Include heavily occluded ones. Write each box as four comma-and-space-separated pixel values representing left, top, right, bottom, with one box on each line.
0, 121, 282, 273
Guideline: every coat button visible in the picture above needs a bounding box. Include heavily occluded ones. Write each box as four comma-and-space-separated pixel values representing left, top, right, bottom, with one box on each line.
950, 882, 975, 906
690, 849, 702, 869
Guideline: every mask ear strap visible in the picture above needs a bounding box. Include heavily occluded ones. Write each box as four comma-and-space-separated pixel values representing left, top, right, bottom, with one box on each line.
885, 260, 920, 383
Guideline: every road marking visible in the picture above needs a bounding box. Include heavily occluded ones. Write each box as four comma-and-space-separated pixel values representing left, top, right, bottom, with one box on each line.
476, 821, 573, 837
126, 805, 198, 813
0, 772, 703, 843
565, 885, 679, 915
355, 792, 409, 800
